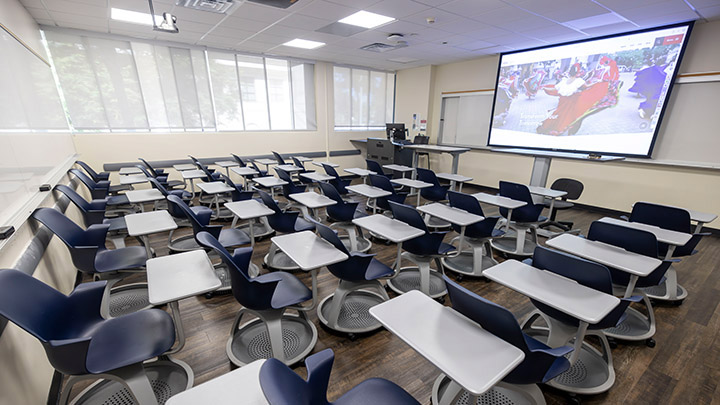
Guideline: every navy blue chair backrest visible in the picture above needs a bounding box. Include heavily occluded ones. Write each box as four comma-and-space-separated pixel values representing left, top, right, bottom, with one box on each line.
291, 156, 305, 169
447, 191, 483, 216
444, 276, 528, 350
196, 232, 277, 310
147, 177, 169, 196
318, 181, 342, 204
76, 161, 102, 182
33, 208, 104, 273
260, 349, 335, 405
0, 269, 68, 342
313, 220, 349, 255
630, 202, 692, 234
322, 164, 339, 178
366, 159, 386, 177
369, 174, 394, 194
498, 181, 543, 222
256, 189, 281, 213
587, 221, 658, 258
231, 154, 247, 167
134, 164, 154, 178
167, 195, 221, 238
55, 185, 105, 227
531, 246, 613, 294
138, 158, 159, 177
416, 168, 440, 187
272, 151, 286, 165
389, 201, 428, 233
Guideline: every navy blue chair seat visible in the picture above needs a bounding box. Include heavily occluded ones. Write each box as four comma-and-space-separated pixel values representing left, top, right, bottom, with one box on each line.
369, 174, 408, 213
416, 168, 448, 202
260, 349, 419, 405
366, 159, 391, 180
319, 182, 371, 252
167, 195, 251, 247
321, 164, 351, 195
139, 158, 183, 189
257, 189, 314, 233
94, 247, 147, 273
70, 169, 130, 200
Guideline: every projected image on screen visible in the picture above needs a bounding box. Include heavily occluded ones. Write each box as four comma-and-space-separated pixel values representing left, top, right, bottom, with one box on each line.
488, 23, 692, 157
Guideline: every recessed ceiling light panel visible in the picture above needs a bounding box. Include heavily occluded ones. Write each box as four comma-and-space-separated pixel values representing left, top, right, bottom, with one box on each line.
339, 11, 395, 29
283, 38, 326, 49
111, 8, 162, 26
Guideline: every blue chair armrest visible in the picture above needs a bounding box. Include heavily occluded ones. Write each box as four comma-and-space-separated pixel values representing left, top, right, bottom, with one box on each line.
623, 295, 644, 303
619, 215, 629, 221
46, 336, 93, 375
85, 224, 111, 244
68, 281, 107, 316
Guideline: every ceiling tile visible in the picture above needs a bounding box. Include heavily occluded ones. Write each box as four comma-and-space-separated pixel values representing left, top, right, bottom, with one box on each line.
108, 0, 150, 13
697, 5, 720, 20
296, 0, 360, 21
52, 10, 110, 27
222, 16, 274, 32
24, 7, 53, 20
364, 0, 432, 19
439, 0, 508, 16
407, 27, 451, 42
452, 39, 497, 51
45, 0, 108, 17
208, 25, 259, 40
19, 0, 46, 8
402, 7, 460, 27
520, 24, 580, 38
231, 2, 291, 23
412, 0, 454, 7
169, 6, 226, 25
431, 17, 490, 34
617, 1, 693, 20
471, 6, 535, 24
278, 13, 332, 31
580, 21, 640, 36
592, 0, 668, 12
325, 0, 382, 9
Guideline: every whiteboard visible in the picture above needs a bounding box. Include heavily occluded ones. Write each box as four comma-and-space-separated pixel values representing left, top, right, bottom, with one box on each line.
0, 26, 75, 227
438, 80, 720, 169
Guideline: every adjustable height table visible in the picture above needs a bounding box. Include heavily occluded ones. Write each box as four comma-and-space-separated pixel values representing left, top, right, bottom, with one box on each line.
166, 360, 268, 405
215, 160, 239, 177
288, 191, 336, 221
125, 210, 178, 259
225, 200, 274, 248
126, 189, 165, 212
197, 181, 234, 219
231, 166, 259, 191
391, 178, 432, 206
346, 184, 391, 214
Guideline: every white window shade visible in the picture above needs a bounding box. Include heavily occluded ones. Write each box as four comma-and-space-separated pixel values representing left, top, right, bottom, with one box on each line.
237, 54, 269, 131
153, 45, 184, 129
131, 42, 170, 129
170, 47, 202, 129
208, 51, 244, 131
266, 58, 293, 130
291, 62, 316, 130
191, 49, 215, 129
334, 66, 394, 130
44, 31, 108, 129
84, 37, 148, 129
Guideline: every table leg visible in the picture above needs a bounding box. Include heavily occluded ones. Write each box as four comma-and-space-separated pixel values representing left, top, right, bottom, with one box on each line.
213, 194, 221, 218
248, 219, 256, 248
412, 151, 418, 180
624, 275, 639, 298
189, 179, 195, 196
663, 245, 680, 300
395, 242, 403, 274
569, 322, 589, 365
457, 226, 466, 253
505, 209, 513, 232
416, 188, 421, 206
142, 235, 152, 259
449, 180, 456, 192
451, 153, 460, 174
225, 167, 231, 177
694, 222, 704, 234
166, 301, 185, 354
372, 198, 378, 214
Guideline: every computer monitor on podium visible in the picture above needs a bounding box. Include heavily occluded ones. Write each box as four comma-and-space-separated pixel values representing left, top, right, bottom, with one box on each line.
386, 123, 406, 141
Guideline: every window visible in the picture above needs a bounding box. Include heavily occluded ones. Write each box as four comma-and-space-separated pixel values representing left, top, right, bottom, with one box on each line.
334, 66, 394, 131
43, 29, 316, 132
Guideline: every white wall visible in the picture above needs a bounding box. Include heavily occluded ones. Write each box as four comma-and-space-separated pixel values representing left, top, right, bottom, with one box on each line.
395, 19, 720, 228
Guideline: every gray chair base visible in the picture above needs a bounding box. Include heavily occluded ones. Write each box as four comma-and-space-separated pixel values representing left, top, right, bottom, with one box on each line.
432, 375, 546, 405
168, 233, 202, 253
387, 252, 447, 299
604, 287, 656, 343
227, 308, 317, 367
642, 266, 687, 302
491, 225, 539, 257
317, 279, 388, 334
264, 242, 301, 271
522, 311, 616, 395
107, 282, 152, 318
64, 357, 192, 405
442, 236, 498, 278
330, 222, 372, 253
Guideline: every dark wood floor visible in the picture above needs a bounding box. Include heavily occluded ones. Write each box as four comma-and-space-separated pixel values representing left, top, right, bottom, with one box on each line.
76, 183, 720, 404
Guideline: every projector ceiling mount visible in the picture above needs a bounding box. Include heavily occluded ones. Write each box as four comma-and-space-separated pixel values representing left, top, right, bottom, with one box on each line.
148, 0, 179, 33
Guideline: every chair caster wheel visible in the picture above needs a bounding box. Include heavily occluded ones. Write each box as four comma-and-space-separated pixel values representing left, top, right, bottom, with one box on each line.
384, 240, 392, 246
455, 274, 464, 282
436, 296, 445, 304
608, 338, 618, 349
348, 333, 357, 342
262, 262, 268, 269
646, 338, 656, 348
204, 292, 214, 299
568, 395, 581, 405
672, 299, 684, 306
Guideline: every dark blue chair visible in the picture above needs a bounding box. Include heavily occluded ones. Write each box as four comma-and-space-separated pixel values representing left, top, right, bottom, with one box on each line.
257, 189, 314, 270
416, 168, 448, 203
444, 275, 572, 399
629, 202, 707, 288
231, 153, 247, 167
318, 181, 370, 253
32, 208, 150, 318
492, 181, 547, 257
314, 221, 391, 335
272, 151, 287, 165
387, 201, 455, 298
196, 232, 316, 366
369, 174, 408, 214
291, 156, 316, 186
521, 246, 642, 394
587, 220, 675, 345
76, 160, 109, 182
275, 167, 307, 197
260, 349, 419, 405
249, 160, 269, 177
138, 158, 184, 190
322, 163, 351, 195
366, 159, 391, 180
628, 202, 707, 303
55, 185, 128, 249
0, 269, 176, 405
167, 194, 250, 251
442, 191, 504, 279
69, 169, 130, 207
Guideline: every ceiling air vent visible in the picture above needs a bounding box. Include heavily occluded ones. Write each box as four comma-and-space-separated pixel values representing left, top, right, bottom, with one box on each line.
176, 0, 239, 13
247, 0, 299, 9
360, 42, 407, 53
